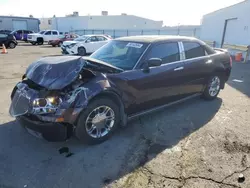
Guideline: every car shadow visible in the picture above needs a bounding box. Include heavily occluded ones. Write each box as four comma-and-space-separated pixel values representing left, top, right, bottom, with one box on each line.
0, 97, 222, 188
227, 62, 250, 97
40, 45, 58, 48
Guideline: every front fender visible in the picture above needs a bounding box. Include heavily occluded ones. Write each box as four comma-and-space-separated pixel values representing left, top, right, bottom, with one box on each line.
61, 74, 122, 124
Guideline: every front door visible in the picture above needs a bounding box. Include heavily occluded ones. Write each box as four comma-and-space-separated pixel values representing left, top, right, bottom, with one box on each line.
115, 42, 185, 115
43, 31, 52, 42
85, 36, 99, 53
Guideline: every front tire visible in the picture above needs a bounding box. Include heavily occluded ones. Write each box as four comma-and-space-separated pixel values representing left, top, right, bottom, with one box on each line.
37, 38, 44, 45
202, 75, 221, 100
58, 42, 62, 47
75, 97, 120, 145
78, 47, 86, 56
8, 42, 16, 49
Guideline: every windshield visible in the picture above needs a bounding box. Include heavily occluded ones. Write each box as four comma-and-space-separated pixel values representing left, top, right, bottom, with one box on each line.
39, 31, 45, 34
90, 40, 148, 70
74, 36, 88, 41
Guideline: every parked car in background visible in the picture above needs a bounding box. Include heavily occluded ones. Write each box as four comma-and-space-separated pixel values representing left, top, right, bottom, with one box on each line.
9, 36, 232, 145
61, 34, 111, 56
27, 30, 63, 45
48, 34, 79, 47
0, 30, 12, 34
11, 30, 34, 41
0, 33, 18, 48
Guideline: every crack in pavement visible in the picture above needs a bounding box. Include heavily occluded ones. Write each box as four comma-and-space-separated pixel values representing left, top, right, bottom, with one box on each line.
142, 166, 240, 188
221, 166, 250, 184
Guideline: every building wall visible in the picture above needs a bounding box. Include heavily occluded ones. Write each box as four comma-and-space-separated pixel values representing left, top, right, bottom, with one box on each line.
0, 16, 40, 32
39, 18, 52, 30
200, 0, 250, 48
51, 15, 163, 32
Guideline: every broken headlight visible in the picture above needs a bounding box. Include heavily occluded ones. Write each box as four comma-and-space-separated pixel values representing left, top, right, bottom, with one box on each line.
32, 97, 62, 114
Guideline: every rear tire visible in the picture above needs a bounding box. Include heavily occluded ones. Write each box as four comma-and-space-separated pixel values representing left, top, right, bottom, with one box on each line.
31, 42, 37, 45
78, 47, 86, 56
52, 44, 56, 47
75, 97, 120, 145
202, 75, 222, 100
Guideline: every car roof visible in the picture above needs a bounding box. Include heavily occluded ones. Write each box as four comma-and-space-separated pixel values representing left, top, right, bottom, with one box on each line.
115, 35, 202, 43
81, 34, 108, 37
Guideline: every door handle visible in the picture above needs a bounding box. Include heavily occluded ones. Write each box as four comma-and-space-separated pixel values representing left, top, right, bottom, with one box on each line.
174, 67, 184, 71
206, 59, 213, 64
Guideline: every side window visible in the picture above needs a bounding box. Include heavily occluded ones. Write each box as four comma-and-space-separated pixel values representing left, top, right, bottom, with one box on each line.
24, 30, 29, 34
59, 32, 63, 35
0, 34, 7, 38
146, 42, 180, 64
52, 31, 58, 35
96, 36, 107, 41
86, 36, 98, 42
204, 45, 216, 55
17, 30, 23, 34
44, 31, 52, 35
183, 42, 205, 59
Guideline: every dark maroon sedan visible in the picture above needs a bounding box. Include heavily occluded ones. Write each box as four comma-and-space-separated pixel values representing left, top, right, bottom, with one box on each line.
9, 36, 232, 145
48, 34, 79, 47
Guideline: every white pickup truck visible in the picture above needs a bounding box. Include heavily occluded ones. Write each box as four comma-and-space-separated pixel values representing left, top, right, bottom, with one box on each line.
27, 30, 65, 45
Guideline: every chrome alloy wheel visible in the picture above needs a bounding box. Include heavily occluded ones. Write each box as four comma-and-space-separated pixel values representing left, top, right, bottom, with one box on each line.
85, 106, 115, 138
208, 76, 220, 97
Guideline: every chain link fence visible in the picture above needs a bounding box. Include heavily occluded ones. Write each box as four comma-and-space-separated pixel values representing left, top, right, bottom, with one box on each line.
71, 28, 201, 39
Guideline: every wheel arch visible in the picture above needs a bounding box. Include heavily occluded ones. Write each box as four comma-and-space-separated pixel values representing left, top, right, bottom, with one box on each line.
213, 68, 227, 89
76, 90, 128, 127
78, 45, 87, 52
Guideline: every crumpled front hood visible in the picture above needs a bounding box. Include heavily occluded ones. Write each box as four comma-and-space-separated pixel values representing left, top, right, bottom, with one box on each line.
25, 56, 85, 90
63, 41, 78, 46
25, 56, 123, 90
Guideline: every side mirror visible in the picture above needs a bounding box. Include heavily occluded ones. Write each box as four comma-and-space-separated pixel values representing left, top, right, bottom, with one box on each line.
147, 58, 162, 67
143, 58, 162, 72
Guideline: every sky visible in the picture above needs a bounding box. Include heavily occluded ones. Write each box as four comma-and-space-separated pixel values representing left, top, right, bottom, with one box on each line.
0, 0, 244, 26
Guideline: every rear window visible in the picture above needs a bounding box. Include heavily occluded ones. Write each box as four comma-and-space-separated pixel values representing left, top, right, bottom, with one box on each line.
183, 42, 205, 59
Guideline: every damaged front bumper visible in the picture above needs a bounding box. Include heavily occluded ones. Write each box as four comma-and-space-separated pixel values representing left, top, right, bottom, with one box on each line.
61, 45, 76, 55
17, 115, 70, 142
9, 81, 89, 141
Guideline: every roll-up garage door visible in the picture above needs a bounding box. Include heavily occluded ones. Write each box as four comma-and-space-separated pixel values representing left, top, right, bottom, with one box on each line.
13, 20, 27, 30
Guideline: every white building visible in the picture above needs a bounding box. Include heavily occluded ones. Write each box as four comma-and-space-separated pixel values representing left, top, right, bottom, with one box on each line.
39, 17, 52, 30
200, 0, 250, 49
51, 13, 163, 32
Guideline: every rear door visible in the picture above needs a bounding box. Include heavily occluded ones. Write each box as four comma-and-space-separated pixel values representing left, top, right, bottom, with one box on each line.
52, 31, 59, 40
23, 30, 30, 40
123, 42, 185, 114
180, 41, 212, 96
96, 36, 109, 48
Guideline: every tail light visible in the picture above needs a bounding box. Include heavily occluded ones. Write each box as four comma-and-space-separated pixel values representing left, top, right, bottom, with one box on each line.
229, 56, 233, 67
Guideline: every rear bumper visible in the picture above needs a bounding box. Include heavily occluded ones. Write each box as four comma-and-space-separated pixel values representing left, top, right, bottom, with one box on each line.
17, 115, 71, 142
